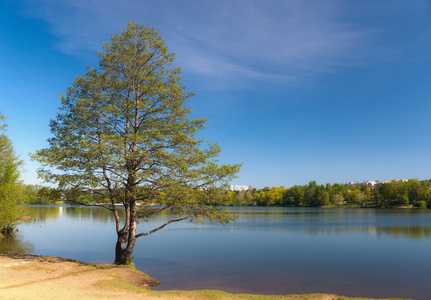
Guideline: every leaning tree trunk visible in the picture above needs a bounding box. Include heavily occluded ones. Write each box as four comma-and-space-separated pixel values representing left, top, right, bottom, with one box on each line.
115, 230, 130, 264
114, 200, 138, 265
115, 235, 136, 264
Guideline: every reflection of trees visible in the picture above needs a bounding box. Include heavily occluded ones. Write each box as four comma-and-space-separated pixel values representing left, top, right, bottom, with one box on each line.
377, 226, 431, 240
27, 206, 61, 224
91, 207, 123, 223
23, 206, 431, 240
62, 206, 127, 223
26, 206, 124, 224
0, 234, 34, 253
226, 208, 431, 240
302, 225, 431, 239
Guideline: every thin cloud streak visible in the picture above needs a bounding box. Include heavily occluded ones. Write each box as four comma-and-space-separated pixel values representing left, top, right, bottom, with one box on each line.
21, 0, 429, 87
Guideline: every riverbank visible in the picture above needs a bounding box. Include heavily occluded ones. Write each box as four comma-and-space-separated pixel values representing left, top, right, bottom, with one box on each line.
0, 253, 407, 300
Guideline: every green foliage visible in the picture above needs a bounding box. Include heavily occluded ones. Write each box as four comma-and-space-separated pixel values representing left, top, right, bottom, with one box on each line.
22, 185, 63, 204
123, 255, 135, 268
414, 201, 427, 209
333, 193, 344, 206
0, 111, 24, 235
354, 193, 367, 207
282, 185, 304, 206
254, 187, 286, 206
226, 178, 431, 209
32, 22, 241, 264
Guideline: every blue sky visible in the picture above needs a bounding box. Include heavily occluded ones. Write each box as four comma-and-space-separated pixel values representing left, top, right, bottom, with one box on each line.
1, 0, 431, 188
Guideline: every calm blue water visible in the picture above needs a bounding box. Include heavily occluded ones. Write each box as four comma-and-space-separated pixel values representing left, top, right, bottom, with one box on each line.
5, 206, 431, 299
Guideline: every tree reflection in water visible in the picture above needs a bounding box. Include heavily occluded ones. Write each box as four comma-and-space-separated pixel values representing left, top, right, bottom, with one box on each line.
0, 233, 34, 253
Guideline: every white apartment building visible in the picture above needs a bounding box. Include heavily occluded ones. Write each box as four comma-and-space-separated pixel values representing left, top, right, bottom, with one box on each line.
230, 185, 250, 191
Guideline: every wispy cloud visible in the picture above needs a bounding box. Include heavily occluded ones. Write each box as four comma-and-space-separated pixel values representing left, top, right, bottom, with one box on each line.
21, 0, 431, 87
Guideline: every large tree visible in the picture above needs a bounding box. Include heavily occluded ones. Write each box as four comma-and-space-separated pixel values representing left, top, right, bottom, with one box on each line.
33, 22, 241, 265
0, 112, 24, 235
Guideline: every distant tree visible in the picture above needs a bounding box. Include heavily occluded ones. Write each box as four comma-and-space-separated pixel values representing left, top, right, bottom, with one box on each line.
332, 183, 346, 197
223, 190, 237, 206
253, 190, 264, 205
354, 192, 367, 207
23, 185, 39, 204
243, 189, 253, 205
282, 185, 304, 206
379, 183, 395, 206
372, 187, 383, 206
360, 184, 371, 194
36, 186, 62, 204
419, 184, 430, 202
333, 194, 344, 206
320, 191, 330, 206
0, 112, 24, 235
397, 193, 409, 205
407, 179, 421, 202
308, 181, 318, 189
414, 201, 427, 209
344, 187, 358, 204
406, 179, 430, 203
304, 187, 316, 206
265, 191, 277, 206
32, 22, 241, 265
325, 183, 333, 197
23, 184, 57, 204
393, 181, 409, 205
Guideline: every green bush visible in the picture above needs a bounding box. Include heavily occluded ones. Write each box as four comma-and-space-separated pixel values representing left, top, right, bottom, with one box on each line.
414, 201, 427, 209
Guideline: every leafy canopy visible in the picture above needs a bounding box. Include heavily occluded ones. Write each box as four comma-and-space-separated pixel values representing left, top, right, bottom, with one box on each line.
0, 111, 24, 235
32, 21, 241, 229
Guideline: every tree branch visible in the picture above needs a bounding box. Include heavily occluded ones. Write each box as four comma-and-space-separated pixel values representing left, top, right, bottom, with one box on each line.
135, 216, 191, 238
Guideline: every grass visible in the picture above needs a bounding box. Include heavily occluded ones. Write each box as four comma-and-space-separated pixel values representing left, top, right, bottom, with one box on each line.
97, 276, 410, 300
11, 265, 29, 271
97, 276, 150, 293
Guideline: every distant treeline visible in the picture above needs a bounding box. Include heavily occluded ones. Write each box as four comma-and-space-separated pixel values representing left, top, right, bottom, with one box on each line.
224, 179, 431, 208
23, 185, 109, 205
23, 179, 431, 209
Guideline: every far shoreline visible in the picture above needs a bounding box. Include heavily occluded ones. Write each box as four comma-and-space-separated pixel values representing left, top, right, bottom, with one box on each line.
22, 203, 429, 210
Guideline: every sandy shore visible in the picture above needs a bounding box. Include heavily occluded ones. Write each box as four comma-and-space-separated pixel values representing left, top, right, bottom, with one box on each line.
0, 253, 164, 299
0, 253, 400, 300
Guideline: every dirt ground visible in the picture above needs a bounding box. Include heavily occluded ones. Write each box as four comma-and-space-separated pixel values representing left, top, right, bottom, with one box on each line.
0, 253, 393, 300
0, 253, 168, 299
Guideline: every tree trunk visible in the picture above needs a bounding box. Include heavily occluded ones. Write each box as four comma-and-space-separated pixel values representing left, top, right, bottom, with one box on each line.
114, 201, 138, 265
114, 231, 130, 264
115, 230, 137, 265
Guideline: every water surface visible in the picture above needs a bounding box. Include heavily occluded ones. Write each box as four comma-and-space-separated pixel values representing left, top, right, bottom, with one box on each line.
3, 206, 431, 299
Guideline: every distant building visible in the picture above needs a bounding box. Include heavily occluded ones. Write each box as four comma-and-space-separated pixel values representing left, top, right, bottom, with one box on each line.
352, 179, 409, 190
365, 181, 377, 189
230, 185, 250, 191
393, 178, 408, 182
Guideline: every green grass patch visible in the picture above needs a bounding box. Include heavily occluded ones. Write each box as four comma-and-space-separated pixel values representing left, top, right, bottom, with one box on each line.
96, 279, 410, 300
96, 276, 150, 293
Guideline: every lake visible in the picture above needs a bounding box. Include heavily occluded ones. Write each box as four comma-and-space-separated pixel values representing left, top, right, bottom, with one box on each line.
3, 206, 431, 299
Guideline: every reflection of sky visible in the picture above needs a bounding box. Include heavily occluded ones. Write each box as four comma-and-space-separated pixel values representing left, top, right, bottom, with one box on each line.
16, 206, 431, 299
